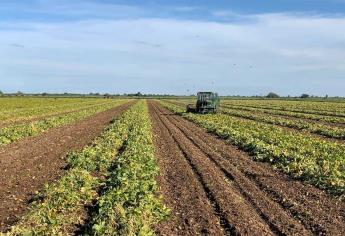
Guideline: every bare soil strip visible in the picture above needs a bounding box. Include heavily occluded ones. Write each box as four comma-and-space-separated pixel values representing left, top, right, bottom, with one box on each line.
149, 100, 345, 236
0, 101, 134, 232
150, 102, 226, 235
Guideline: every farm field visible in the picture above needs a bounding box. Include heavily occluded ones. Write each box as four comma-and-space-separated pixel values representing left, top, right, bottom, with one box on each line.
151, 100, 344, 235
0, 98, 119, 125
0, 98, 133, 231
0, 98, 130, 146
0, 98, 344, 235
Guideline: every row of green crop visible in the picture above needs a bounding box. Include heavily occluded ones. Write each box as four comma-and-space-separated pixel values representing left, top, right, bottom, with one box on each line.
220, 106, 345, 140
89, 101, 169, 235
164, 98, 345, 140
0, 97, 90, 111
160, 101, 345, 196
8, 100, 168, 235
164, 98, 345, 122
221, 99, 345, 117
0, 98, 116, 123
222, 104, 345, 125
0, 100, 127, 146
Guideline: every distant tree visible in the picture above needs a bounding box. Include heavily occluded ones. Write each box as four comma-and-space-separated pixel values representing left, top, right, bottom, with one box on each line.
325, 94, 328, 99
301, 94, 310, 98
42, 92, 48, 96
0, 90, 3, 96
266, 92, 280, 98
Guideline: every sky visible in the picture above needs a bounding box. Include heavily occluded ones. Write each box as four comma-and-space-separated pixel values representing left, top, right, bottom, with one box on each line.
1, 0, 345, 96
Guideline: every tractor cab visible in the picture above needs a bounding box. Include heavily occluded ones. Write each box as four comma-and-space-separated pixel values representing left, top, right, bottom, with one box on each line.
186, 92, 220, 114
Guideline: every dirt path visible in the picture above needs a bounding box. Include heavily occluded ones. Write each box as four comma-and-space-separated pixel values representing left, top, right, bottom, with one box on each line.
149, 100, 345, 236
0, 101, 134, 232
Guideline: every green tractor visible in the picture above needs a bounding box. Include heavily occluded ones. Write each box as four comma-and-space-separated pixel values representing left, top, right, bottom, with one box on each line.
186, 92, 220, 114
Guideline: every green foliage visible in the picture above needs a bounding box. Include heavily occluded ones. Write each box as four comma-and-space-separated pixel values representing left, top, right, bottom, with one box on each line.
10, 169, 98, 235
0, 98, 121, 124
90, 101, 170, 235
221, 99, 345, 123
158, 99, 345, 138
160, 101, 345, 196
8, 100, 169, 235
220, 106, 345, 140
0, 100, 127, 146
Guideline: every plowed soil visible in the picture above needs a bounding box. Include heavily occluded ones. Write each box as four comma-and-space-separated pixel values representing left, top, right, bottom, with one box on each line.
0, 101, 134, 232
148, 100, 345, 236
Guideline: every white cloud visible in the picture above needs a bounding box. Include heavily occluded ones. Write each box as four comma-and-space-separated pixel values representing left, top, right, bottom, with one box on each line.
0, 4, 345, 95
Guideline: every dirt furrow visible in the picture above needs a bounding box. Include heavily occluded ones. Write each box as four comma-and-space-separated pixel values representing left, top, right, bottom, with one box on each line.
149, 102, 225, 235
0, 101, 135, 232
165, 115, 312, 235
151, 101, 275, 235
154, 102, 311, 235
163, 110, 345, 236
151, 101, 345, 236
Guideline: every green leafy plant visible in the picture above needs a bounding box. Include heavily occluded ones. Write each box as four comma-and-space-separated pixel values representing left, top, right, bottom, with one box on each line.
0, 99, 128, 146
160, 101, 345, 196
8, 100, 169, 235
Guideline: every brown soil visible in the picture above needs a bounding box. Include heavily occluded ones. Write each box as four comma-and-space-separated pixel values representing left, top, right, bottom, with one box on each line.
0, 101, 134, 232
148, 100, 345, 236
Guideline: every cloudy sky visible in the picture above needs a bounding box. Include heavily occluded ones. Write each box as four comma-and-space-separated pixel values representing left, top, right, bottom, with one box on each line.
1, 0, 345, 96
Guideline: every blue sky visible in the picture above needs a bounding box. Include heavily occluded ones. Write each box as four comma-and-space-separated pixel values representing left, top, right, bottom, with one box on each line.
1, 0, 345, 95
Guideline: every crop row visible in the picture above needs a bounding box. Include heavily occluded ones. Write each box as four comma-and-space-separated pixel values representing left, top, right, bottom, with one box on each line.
160, 101, 345, 195
163, 99, 345, 128
220, 106, 345, 140
222, 104, 345, 125
164, 99, 345, 124
0, 97, 89, 110
0, 100, 127, 146
222, 99, 345, 117
8, 100, 168, 235
0, 98, 116, 124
